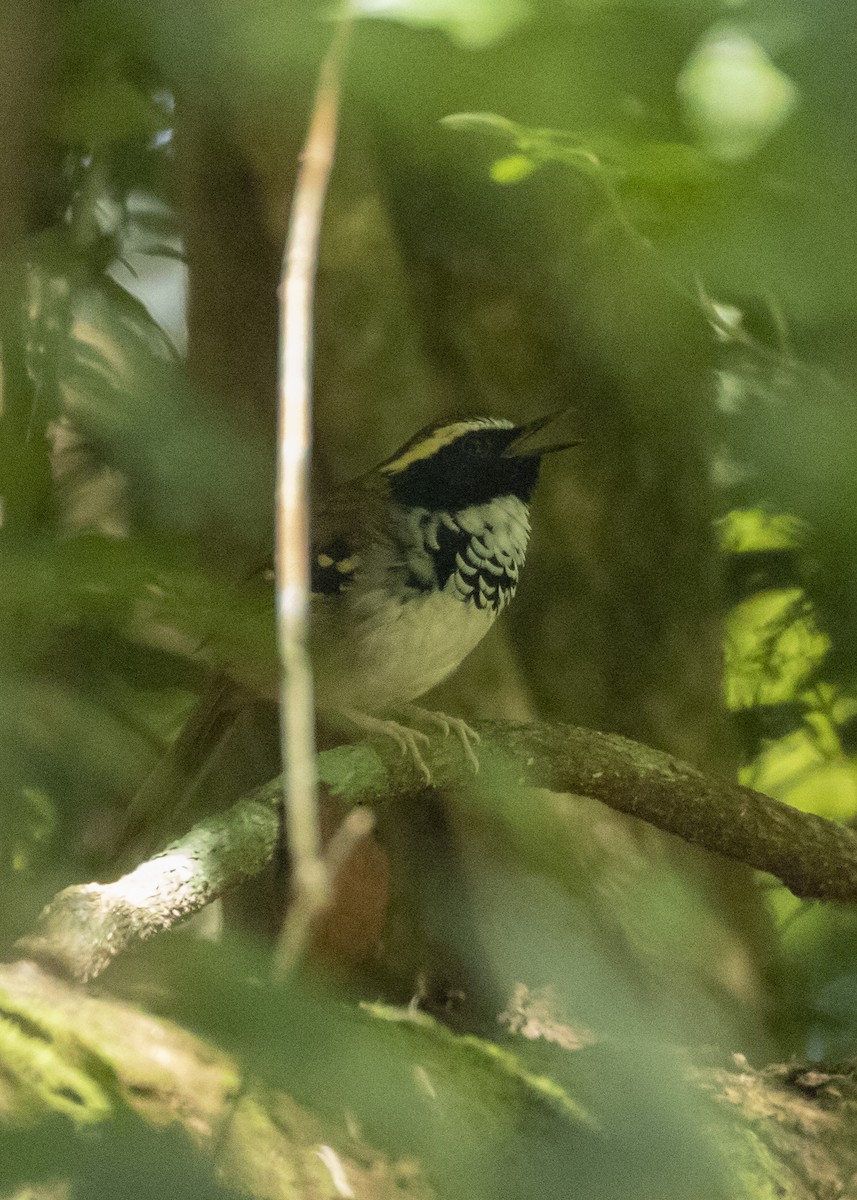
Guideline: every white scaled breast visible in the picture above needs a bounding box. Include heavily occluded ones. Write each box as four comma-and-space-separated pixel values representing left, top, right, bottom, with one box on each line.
311, 495, 531, 717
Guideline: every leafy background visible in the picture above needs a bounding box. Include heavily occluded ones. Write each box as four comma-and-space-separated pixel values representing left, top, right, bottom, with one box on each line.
2, 0, 857, 1195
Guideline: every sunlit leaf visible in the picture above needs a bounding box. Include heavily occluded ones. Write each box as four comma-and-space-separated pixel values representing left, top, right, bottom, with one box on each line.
678, 28, 798, 163
354, 0, 530, 48
725, 587, 829, 710
717, 509, 808, 556
490, 153, 537, 184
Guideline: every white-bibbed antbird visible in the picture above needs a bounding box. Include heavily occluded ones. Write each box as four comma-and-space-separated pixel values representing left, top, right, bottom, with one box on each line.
305, 412, 577, 779
118, 412, 576, 859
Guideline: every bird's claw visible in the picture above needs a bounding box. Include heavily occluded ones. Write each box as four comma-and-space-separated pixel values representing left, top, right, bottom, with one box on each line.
397, 705, 481, 773
339, 709, 433, 783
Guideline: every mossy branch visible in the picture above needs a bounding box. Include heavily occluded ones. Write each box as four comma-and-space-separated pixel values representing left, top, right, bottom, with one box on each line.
18, 719, 857, 983
2, 960, 857, 1200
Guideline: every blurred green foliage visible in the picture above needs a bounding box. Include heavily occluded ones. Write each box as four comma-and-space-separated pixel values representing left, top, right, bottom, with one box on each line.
2, 0, 857, 1194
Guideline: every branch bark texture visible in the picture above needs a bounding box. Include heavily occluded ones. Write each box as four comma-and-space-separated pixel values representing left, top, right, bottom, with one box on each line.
18, 791, 280, 981
474, 721, 857, 904
18, 719, 857, 983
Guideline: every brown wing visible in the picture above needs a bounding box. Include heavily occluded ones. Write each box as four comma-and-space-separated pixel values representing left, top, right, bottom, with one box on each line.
114, 475, 390, 867
111, 675, 279, 869
310, 475, 392, 599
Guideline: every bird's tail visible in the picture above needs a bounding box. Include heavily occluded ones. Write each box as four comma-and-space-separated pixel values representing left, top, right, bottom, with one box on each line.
112, 677, 280, 872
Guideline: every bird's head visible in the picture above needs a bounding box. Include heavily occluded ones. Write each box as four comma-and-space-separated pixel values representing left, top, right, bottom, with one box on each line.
378, 413, 578, 511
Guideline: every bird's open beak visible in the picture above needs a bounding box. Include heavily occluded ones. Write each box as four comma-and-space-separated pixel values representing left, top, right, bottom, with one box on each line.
502, 408, 581, 458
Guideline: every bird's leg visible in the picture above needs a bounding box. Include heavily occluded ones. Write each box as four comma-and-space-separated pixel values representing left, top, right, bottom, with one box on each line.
338, 708, 433, 784
395, 704, 481, 773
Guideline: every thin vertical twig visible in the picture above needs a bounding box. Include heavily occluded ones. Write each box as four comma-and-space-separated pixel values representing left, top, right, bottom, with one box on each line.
274, 15, 353, 978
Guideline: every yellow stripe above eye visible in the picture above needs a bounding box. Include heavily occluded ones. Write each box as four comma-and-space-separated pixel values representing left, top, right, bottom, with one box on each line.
380, 420, 510, 476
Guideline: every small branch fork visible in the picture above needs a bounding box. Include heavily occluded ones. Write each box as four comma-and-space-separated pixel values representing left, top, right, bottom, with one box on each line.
274, 14, 352, 977
18, 720, 857, 984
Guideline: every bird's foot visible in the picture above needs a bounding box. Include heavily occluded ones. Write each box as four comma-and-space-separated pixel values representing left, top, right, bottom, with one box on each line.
339, 708, 433, 784
396, 704, 481, 773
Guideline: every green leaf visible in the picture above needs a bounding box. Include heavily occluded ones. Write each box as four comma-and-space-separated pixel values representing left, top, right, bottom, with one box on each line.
490, 154, 537, 184
678, 28, 798, 163
353, 0, 530, 48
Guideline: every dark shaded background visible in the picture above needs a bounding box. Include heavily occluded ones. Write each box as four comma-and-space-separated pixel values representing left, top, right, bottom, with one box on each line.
2, 1, 857, 1194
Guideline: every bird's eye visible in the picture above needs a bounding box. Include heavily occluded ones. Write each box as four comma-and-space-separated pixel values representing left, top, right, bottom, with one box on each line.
465, 433, 492, 457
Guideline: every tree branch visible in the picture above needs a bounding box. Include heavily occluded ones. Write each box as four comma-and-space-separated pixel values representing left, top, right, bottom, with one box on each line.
18, 719, 857, 982
0, 960, 432, 1200
18, 789, 281, 982
473, 720, 857, 904
2, 959, 857, 1200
